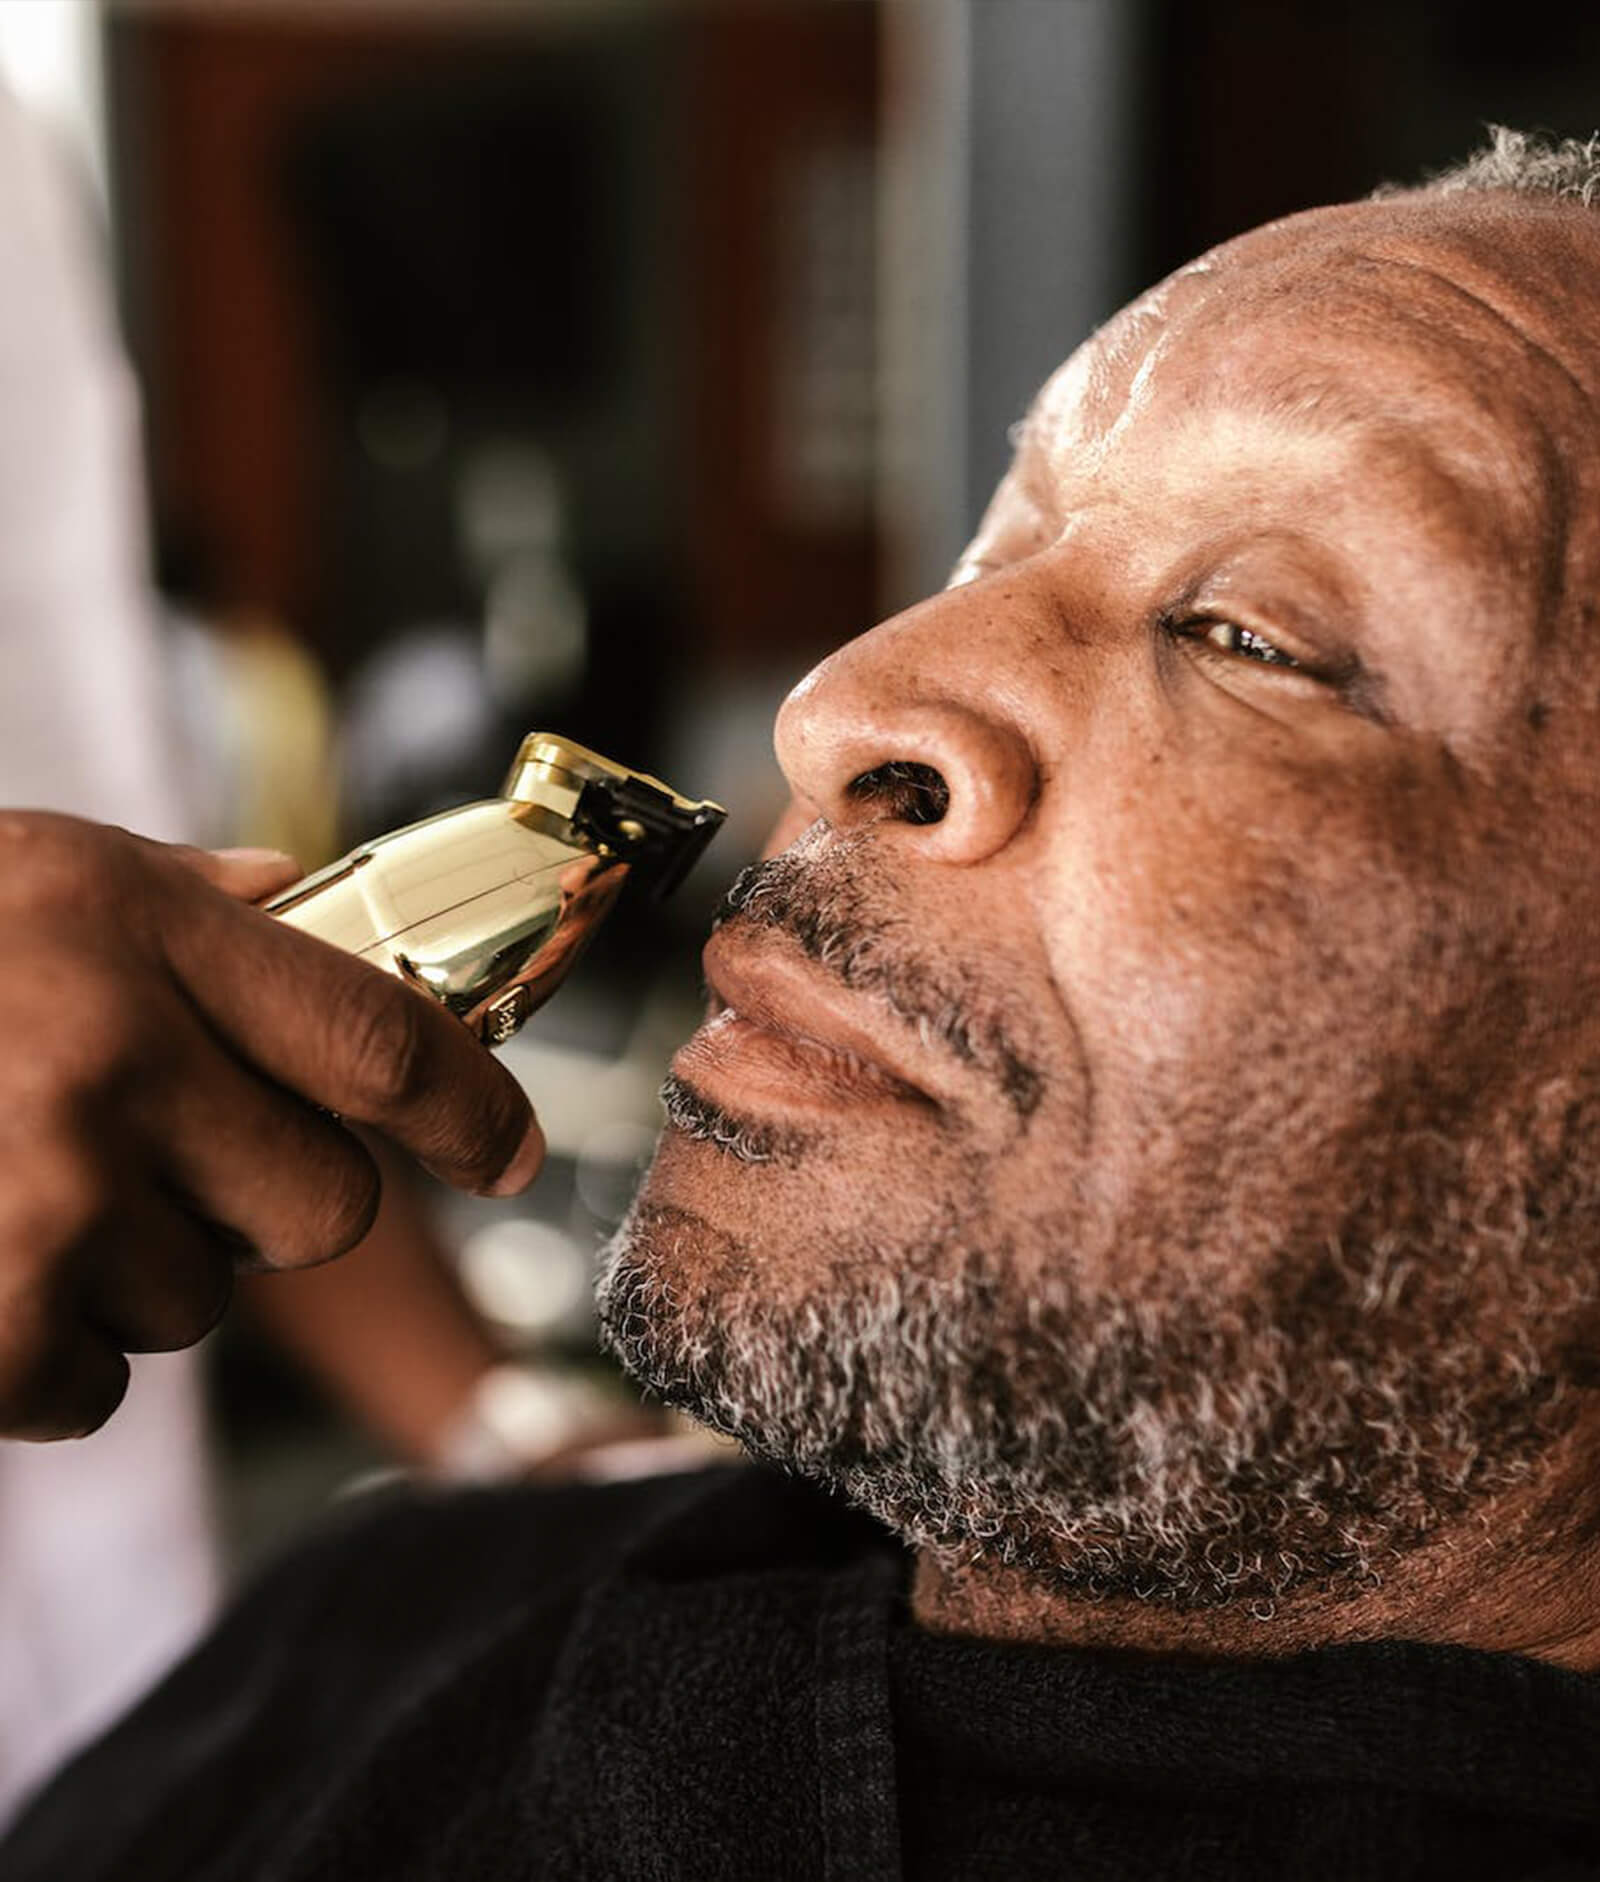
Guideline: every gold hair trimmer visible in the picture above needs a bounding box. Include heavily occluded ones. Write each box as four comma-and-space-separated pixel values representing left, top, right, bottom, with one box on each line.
265, 733, 725, 1045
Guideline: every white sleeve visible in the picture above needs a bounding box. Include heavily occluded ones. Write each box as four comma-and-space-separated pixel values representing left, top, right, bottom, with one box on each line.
0, 84, 187, 841
0, 89, 218, 1829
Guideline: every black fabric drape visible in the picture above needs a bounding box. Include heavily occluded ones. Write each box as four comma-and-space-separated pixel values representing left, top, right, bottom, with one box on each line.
5, 1464, 1600, 1879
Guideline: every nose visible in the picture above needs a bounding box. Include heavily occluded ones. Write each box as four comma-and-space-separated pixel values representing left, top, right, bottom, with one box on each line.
774, 610, 1039, 865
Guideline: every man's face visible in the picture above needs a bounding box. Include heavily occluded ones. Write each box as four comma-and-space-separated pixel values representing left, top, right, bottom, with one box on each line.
600, 193, 1600, 1606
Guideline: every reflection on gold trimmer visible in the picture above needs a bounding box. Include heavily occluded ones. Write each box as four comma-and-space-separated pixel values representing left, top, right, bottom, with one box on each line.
266, 733, 725, 1045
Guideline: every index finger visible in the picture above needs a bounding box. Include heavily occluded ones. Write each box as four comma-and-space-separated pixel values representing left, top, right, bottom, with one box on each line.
152, 852, 544, 1197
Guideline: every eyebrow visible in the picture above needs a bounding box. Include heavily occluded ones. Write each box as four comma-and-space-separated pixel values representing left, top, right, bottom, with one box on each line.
1023, 375, 1557, 723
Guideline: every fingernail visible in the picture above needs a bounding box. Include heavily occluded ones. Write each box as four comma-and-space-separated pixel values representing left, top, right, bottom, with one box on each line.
212, 846, 299, 867
485, 1119, 546, 1198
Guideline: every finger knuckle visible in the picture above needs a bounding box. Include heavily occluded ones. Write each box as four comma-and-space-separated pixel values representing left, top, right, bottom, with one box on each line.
0, 1142, 108, 1256
257, 1153, 379, 1270
405, 1053, 526, 1186
336, 976, 431, 1118
52, 985, 150, 1097
306, 1158, 382, 1261
0, 979, 151, 1131
0, 814, 103, 916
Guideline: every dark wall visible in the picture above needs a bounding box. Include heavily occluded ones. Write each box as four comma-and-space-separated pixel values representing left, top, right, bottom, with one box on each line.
1138, 1, 1600, 287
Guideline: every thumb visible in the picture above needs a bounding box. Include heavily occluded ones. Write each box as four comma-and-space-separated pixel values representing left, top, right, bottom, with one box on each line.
167, 844, 304, 904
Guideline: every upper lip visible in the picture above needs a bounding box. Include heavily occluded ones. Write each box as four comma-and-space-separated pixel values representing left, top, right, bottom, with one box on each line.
701, 925, 939, 1105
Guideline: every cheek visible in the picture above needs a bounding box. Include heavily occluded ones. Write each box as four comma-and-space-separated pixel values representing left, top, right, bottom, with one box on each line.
1041, 748, 1477, 1168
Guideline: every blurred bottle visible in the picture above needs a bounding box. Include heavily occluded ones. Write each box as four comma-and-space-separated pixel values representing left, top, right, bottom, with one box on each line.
168, 605, 339, 866
461, 441, 588, 713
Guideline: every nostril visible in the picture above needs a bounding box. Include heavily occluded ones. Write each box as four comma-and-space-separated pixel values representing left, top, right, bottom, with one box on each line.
846, 760, 951, 827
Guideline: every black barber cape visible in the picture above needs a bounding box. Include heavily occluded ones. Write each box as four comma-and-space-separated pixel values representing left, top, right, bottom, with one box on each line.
5, 1464, 1600, 1881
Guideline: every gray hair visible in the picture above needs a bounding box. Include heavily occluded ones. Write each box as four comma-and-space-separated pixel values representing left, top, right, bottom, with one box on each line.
1382, 124, 1600, 207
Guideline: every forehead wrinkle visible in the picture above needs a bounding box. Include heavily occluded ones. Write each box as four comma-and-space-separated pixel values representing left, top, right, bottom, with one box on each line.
1073, 266, 1572, 625
1030, 346, 1543, 598
1359, 248, 1598, 426
1359, 252, 1584, 632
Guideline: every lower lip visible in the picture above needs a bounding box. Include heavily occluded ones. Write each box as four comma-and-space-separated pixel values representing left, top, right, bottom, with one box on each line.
671, 1009, 926, 1116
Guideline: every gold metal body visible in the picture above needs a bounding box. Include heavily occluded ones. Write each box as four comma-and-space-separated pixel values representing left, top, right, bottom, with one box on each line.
266, 733, 724, 1045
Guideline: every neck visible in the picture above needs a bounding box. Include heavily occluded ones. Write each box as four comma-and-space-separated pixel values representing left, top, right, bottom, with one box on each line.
911, 1424, 1600, 1668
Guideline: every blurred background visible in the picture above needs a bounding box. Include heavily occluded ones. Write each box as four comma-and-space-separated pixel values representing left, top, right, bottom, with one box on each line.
1, 0, 1598, 1821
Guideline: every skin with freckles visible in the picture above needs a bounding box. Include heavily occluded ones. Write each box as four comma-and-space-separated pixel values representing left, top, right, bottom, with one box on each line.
599, 188, 1600, 1664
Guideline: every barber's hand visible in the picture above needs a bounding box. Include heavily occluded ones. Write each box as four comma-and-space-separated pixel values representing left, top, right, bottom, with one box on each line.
0, 812, 545, 1442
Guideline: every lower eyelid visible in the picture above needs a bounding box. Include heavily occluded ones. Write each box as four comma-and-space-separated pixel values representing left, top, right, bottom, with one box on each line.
1176, 626, 1384, 721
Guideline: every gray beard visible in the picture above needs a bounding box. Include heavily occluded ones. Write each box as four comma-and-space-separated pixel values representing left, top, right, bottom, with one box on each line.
597, 1106, 1599, 1610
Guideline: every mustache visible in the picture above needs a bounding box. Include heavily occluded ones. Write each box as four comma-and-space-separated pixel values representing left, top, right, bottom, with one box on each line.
710, 851, 1044, 1120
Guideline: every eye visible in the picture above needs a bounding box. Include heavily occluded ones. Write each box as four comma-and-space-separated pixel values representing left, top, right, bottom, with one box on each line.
1177, 617, 1301, 669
